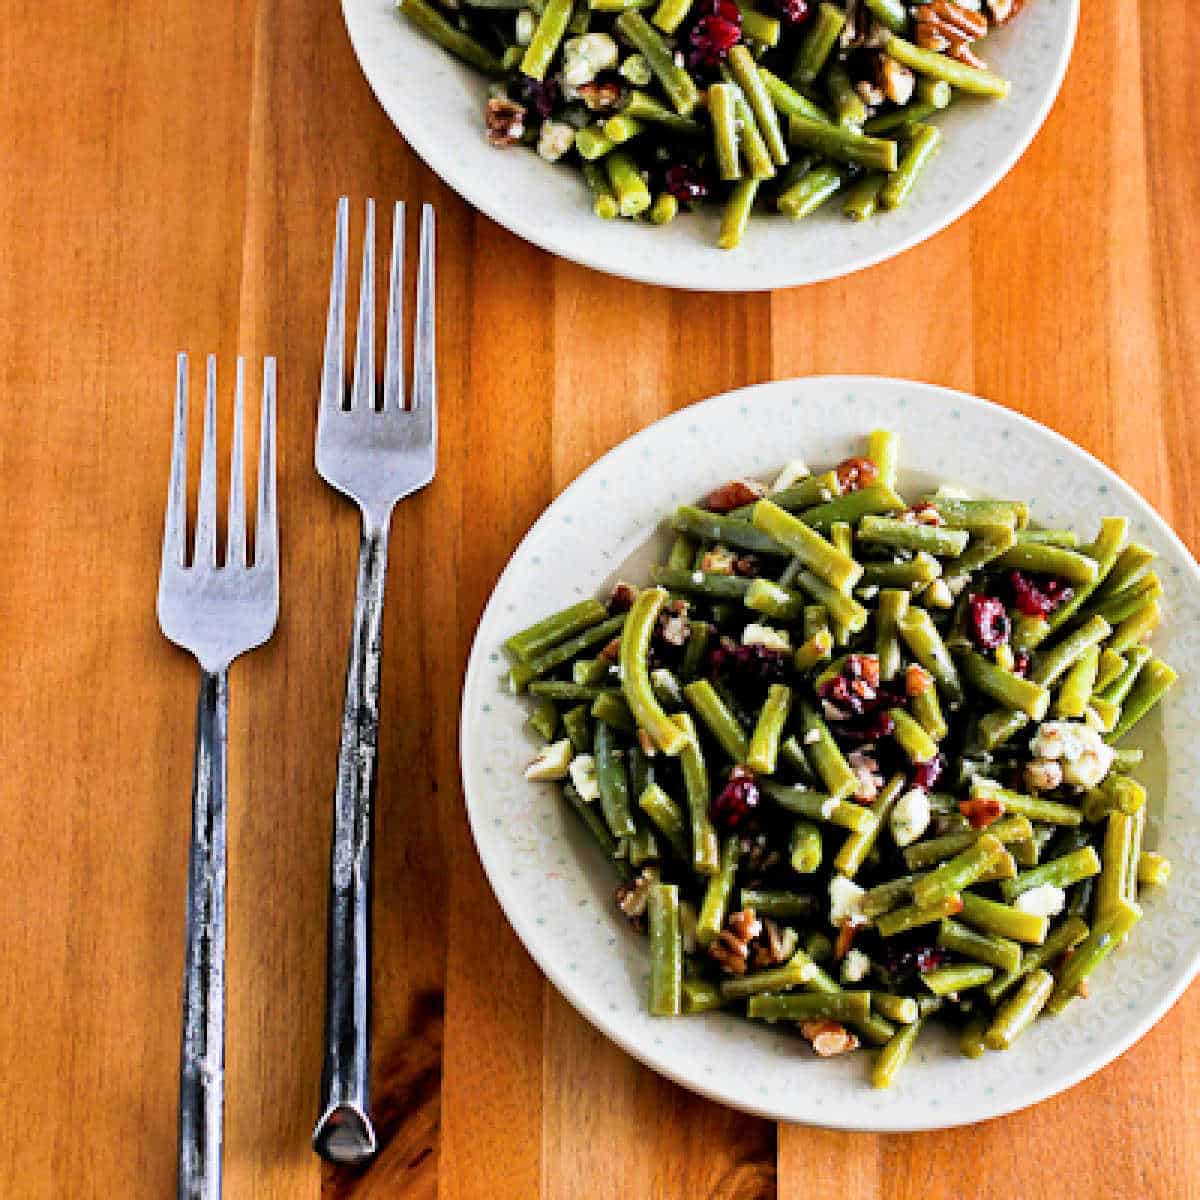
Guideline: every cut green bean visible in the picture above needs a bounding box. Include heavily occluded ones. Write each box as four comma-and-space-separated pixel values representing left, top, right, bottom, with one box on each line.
604, 149, 652, 217
959, 649, 1049, 719
739, 888, 818, 920
721, 950, 820, 1000
730, 45, 788, 165
797, 702, 859, 801
752, 499, 862, 591
509, 613, 625, 690
1001, 846, 1101, 902
913, 834, 1005, 908
682, 978, 726, 1012
959, 893, 1048, 945
1138, 851, 1171, 887
790, 1, 845, 86
1107, 658, 1177, 742
618, 588, 689, 755
898, 608, 963, 705
971, 779, 1082, 827
594, 719, 634, 838
787, 115, 898, 172
858, 514, 969, 558
398, 0, 507, 73
825, 62, 868, 128
1030, 615, 1111, 687
592, 690, 635, 732
621, 89, 705, 134
911, 684, 947, 742
984, 914, 1088, 1004
748, 684, 792, 774
747, 990, 873, 1024
802, 481, 906, 532
883, 32, 1010, 98
890, 708, 939, 765
876, 895, 964, 938
985, 969, 1053, 1050
959, 1014, 988, 1059
1047, 904, 1140, 1015
638, 783, 689, 860
927, 498, 1026, 531
1054, 643, 1101, 719
922, 963, 994, 996
735, 0, 781, 43
682, 679, 749, 762
937, 917, 1021, 975
520, 0, 573, 78
737, 93, 778, 180
651, 0, 692, 32
697, 834, 740, 944
836, 774, 905, 876
842, 172, 887, 220
915, 76, 951, 107
776, 163, 845, 219
648, 883, 682, 1015
876, 589, 909, 682
879, 122, 940, 209
505, 597, 608, 662
582, 161, 620, 218
872, 1012, 930, 1089
672, 713, 720, 875
901, 815, 1034, 870
708, 82, 742, 180
759, 67, 833, 124
718, 178, 760, 250
616, 10, 701, 115
861, 554, 942, 588
873, 993, 919, 1025
760, 781, 874, 832
976, 707, 1029, 751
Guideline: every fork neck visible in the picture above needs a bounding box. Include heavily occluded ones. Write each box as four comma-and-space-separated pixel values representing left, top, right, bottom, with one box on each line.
360, 505, 393, 543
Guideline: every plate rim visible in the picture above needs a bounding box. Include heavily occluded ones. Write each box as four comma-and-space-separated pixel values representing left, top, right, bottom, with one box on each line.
459, 375, 1200, 1129
342, 0, 1080, 292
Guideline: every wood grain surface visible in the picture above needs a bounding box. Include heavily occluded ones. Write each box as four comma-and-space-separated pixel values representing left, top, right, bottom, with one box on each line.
1, 1, 1196, 1197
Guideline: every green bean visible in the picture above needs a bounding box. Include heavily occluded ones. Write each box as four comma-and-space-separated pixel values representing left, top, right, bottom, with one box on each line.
1016, 528, 1079, 548
802, 481, 906, 531
889, 708, 939, 764
505, 597, 608, 661
527, 698, 559, 741
825, 62, 868, 128
1096, 644, 1151, 705
902, 815, 1033, 871
864, 429, 899, 488
673, 713, 720, 875
883, 32, 1010, 98
718, 178, 760, 250
620, 587, 689, 754
874, 589, 909, 682
841, 172, 887, 220
731, 471, 843, 520
787, 114, 899, 172
1042, 516, 1128, 631
562, 781, 622, 862
922, 963, 994, 996
861, 554, 942, 588
681, 679, 747, 762
519, 0, 573, 78
984, 914, 1088, 1004
748, 991, 873, 1025
789, 573, 866, 637
872, 1011, 931, 1089
937, 917, 1022, 974
592, 690, 635, 732
759, 781, 874, 832
862, 874, 918, 918
858, 514, 969, 558
787, 954, 896, 1044
674, 506, 784, 555
591, 0, 655, 9
972, 709, 1027, 754
879, 122, 941, 209
1126, 804, 1145, 907
863, 101, 937, 136
752, 500, 862, 590
650, 667, 683, 711
1053, 643, 1100, 719
621, 89, 705, 135
529, 681, 618, 702
898, 608, 963, 705
915, 76, 951, 107
729, 45, 788, 165
959, 893, 1048, 945
594, 719, 635, 838
927, 498, 1026, 531
651, 566, 751, 602
958, 649, 1050, 719
959, 1014, 988, 1059
735, 0, 781, 44
748, 684, 793, 774
1096, 810, 1134, 925
604, 149, 652, 217
648, 883, 682, 1015
794, 627, 834, 671
1046, 904, 1140, 1015
638, 783, 689, 860
1095, 648, 1127, 694
651, 0, 693, 32
1094, 542, 1157, 601
790, 1, 845, 86
616, 11, 701, 115
985, 969, 1053, 1050
682, 978, 726, 1012
697, 834, 740, 944
971, 779, 1082, 826
911, 684, 947, 742
562, 704, 591, 753
509, 614, 626, 690
1001, 846, 1101, 903
735, 95, 777, 181
1030, 615, 1111, 687
873, 993, 920, 1025
1138, 851, 1171, 887
739, 888, 818, 920
627, 819, 659, 866
398, 0, 507, 73
721, 951, 817, 1001
776, 164, 845, 219
743, 579, 803, 623
876, 895, 963, 938
706, 81, 742, 180
1106, 658, 1177, 742
913, 834, 1005, 908
582, 161, 620, 218
573, 655, 610, 687
797, 702, 859, 801
603, 113, 645, 144
1108, 599, 1161, 654
836, 774, 905, 876
759, 67, 834, 125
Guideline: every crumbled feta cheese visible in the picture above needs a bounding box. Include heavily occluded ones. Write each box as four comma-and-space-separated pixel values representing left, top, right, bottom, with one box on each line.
857, 584, 880, 600
829, 875, 868, 927
770, 458, 811, 493
561, 32, 619, 88
525, 739, 572, 781
536, 120, 575, 163
650, 667, 682, 707
743, 623, 791, 652
841, 948, 871, 984
822, 699, 848, 723
515, 7, 535, 44
890, 787, 932, 848
804, 729, 821, 745
568, 753, 600, 801
1014, 884, 1066, 919
945, 574, 969, 597
1024, 758, 1063, 793
1029, 720, 1114, 789
820, 796, 839, 819
618, 53, 652, 85
924, 578, 953, 609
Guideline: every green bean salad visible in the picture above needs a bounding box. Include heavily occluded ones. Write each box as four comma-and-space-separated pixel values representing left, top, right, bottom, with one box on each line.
397, 0, 1026, 249
505, 430, 1176, 1086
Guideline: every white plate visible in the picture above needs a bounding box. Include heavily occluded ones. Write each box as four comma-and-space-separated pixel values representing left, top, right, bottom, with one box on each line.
344, 0, 1077, 291
459, 377, 1200, 1129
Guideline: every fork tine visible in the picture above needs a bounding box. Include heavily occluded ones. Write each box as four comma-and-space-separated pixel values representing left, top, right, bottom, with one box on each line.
194, 355, 219, 569
383, 201, 405, 412
256, 357, 278, 567
411, 204, 436, 445
163, 353, 189, 568
227, 357, 247, 568
351, 198, 376, 413
321, 197, 349, 417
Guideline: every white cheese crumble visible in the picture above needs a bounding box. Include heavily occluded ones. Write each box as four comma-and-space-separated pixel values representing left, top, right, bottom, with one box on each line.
1014, 884, 1066, 919
857, 584, 880, 600
945, 574, 969, 597
525, 739, 572, 781
743, 623, 791, 651
890, 788, 932, 848
820, 796, 839, 819
536, 120, 575, 163
829, 875, 868, 926
841, 948, 871, 984
770, 458, 811, 493
804, 729, 821, 745
561, 33, 619, 87
515, 7, 535, 44
1029, 720, 1114, 790
568, 753, 600, 801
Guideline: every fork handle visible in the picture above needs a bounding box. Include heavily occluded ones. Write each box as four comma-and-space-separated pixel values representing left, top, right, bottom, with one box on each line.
178, 668, 229, 1200
313, 515, 389, 1164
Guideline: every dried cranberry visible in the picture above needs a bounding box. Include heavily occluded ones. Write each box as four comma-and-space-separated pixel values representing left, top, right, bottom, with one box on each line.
880, 944, 945, 984
910, 754, 944, 792
968, 594, 1010, 650
834, 709, 896, 745
764, 0, 810, 22
711, 765, 760, 830
687, 2, 741, 70
515, 76, 559, 120
1013, 652, 1030, 676
707, 639, 790, 684
1009, 571, 1073, 618
664, 164, 710, 204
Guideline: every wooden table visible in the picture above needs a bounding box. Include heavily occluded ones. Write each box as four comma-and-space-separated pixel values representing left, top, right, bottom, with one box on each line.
3, 2, 1197, 1196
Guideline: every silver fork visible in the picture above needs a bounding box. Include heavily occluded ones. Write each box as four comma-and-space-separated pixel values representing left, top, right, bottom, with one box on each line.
311, 197, 436, 1164
158, 354, 279, 1200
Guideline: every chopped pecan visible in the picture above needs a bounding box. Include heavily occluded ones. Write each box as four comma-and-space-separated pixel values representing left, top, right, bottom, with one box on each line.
834, 456, 878, 493
610, 581, 639, 612
960, 796, 1004, 829
855, 79, 885, 107
615, 866, 659, 930
733, 554, 760, 577
598, 636, 621, 663
915, 0, 989, 67
833, 919, 858, 962
799, 1019, 860, 1057
986, 0, 1023, 22
577, 79, 623, 112
909, 502, 944, 526
878, 56, 916, 105
700, 545, 738, 576
485, 97, 526, 146
657, 600, 691, 646
749, 917, 794, 971
703, 478, 765, 513
906, 664, 934, 697
709, 907, 763, 975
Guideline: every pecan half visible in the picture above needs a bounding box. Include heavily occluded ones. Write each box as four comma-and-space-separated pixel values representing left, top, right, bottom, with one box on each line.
799, 1019, 860, 1057
749, 917, 795, 971
704, 478, 765, 513
577, 79, 623, 112
615, 867, 659, 930
986, 0, 1023, 22
709, 907, 763, 975
834, 456, 879, 493
915, 0, 989, 67
485, 97, 526, 146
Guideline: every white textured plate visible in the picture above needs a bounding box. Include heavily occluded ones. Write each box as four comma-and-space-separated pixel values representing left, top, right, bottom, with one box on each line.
344, 0, 1077, 291
460, 377, 1200, 1129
